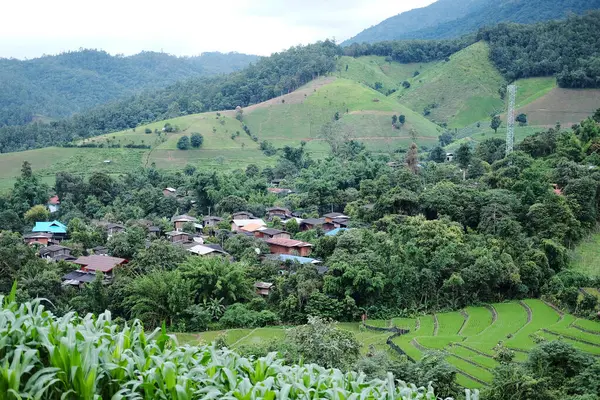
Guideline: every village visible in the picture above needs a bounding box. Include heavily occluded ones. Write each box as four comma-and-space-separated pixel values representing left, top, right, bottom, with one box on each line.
23, 187, 350, 297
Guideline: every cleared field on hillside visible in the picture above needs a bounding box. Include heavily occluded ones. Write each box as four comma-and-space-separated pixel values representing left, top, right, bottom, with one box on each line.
396, 41, 506, 128
335, 56, 439, 94
178, 299, 600, 389
569, 233, 600, 278
516, 87, 600, 126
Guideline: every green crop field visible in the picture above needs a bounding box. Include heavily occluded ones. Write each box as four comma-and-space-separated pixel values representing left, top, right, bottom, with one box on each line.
179, 299, 600, 389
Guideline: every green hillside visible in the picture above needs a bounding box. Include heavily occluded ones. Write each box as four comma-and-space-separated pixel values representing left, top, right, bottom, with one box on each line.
0, 77, 443, 189
180, 299, 600, 389
397, 41, 506, 128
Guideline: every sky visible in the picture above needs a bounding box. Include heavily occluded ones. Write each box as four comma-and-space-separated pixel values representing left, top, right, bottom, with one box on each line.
0, 0, 436, 59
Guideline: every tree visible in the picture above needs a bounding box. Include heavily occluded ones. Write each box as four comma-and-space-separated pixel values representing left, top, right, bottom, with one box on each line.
190, 133, 203, 148
106, 227, 147, 259
217, 195, 248, 214
455, 143, 472, 169
402, 81, 411, 89
405, 143, 419, 174
177, 136, 190, 150
491, 115, 502, 133
429, 146, 446, 163
235, 106, 244, 121
183, 164, 196, 176
438, 131, 453, 146
285, 317, 361, 369
398, 115, 406, 124
286, 218, 300, 235
24, 205, 49, 224
516, 113, 528, 126
179, 257, 253, 305
124, 269, 193, 328
391, 115, 397, 125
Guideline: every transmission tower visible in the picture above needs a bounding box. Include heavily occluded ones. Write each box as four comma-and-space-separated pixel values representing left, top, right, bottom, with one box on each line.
506, 84, 517, 156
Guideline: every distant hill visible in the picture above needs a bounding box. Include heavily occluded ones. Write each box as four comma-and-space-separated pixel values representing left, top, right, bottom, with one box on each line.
0, 50, 258, 127
343, 0, 600, 44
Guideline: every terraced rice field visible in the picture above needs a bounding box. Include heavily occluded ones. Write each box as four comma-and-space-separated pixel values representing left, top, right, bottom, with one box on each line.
177, 299, 600, 389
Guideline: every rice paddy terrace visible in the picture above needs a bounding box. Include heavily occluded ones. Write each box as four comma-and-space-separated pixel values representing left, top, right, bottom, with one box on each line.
178, 299, 600, 389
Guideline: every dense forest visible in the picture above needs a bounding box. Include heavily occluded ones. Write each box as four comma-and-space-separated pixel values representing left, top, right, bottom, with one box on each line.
1, 112, 599, 398
480, 12, 600, 87
344, 0, 600, 44
0, 50, 258, 127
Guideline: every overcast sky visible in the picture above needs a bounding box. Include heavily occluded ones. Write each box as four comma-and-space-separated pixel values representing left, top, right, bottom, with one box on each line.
1, 0, 436, 59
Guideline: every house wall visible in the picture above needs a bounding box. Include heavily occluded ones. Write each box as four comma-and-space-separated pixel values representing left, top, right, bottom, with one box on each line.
273, 232, 291, 240
268, 244, 311, 257
174, 221, 185, 231
26, 237, 49, 245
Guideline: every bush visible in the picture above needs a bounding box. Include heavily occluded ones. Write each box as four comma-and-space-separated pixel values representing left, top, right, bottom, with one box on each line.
219, 303, 279, 328
177, 135, 190, 150
190, 132, 204, 148
144, 128, 152, 134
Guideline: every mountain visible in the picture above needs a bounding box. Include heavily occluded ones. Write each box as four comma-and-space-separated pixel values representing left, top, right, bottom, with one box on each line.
0, 50, 258, 127
343, 0, 600, 44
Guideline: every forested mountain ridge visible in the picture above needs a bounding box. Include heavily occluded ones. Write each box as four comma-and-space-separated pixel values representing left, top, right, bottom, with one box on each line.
1, 12, 600, 154
0, 50, 258, 127
343, 0, 600, 44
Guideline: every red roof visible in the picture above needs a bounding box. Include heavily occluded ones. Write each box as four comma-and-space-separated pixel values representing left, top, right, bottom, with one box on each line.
48, 195, 60, 205
265, 237, 312, 248
73, 255, 127, 273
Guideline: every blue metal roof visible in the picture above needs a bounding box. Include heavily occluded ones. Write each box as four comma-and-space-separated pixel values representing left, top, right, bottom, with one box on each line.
269, 254, 320, 264
325, 228, 349, 236
32, 220, 67, 234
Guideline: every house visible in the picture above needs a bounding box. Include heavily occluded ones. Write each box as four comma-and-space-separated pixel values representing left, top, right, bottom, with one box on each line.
299, 218, 331, 232
62, 270, 97, 287
72, 255, 127, 276
47, 195, 60, 213
148, 226, 161, 237
265, 237, 312, 257
232, 219, 266, 232
202, 216, 223, 228
241, 222, 268, 234
171, 215, 198, 231
163, 187, 177, 197
325, 227, 349, 236
166, 231, 193, 243
232, 211, 255, 220
446, 153, 454, 162
266, 254, 320, 265
32, 220, 67, 240
23, 233, 53, 246
255, 281, 274, 296
39, 245, 74, 261
323, 212, 349, 224
265, 207, 291, 220
187, 244, 228, 257
255, 228, 291, 240
91, 246, 108, 255
386, 161, 401, 169
267, 187, 293, 195
106, 223, 125, 237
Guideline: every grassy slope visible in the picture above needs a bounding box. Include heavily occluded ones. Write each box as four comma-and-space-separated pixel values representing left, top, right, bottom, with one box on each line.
178, 299, 600, 389
396, 41, 506, 128
570, 232, 600, 278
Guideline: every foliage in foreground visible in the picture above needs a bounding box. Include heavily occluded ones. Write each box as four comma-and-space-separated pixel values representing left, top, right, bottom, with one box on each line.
0, 293, 476, 399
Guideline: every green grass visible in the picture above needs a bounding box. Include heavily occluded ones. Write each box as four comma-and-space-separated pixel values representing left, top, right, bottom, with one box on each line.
465, 302, 528, 353
505, 300, 561, 350
513, 77, 557, 109
573, 317, 600, 334
448, 346, 499, 370
446, 355, 495, 382
461, 306, 494, 336
416, 336, 462, 350
397, 41, 506, 128
436, 312, 466, 336
570, 233, 600, 278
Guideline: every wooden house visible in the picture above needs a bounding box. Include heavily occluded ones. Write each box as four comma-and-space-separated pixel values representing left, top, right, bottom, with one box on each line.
265, 237, 312, 257
171, 215, 198, 231
254, 228, 291, 240
23, 233, 53, 246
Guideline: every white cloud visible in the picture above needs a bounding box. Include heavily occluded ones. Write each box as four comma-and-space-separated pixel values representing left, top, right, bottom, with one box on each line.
0, 0, 436, 59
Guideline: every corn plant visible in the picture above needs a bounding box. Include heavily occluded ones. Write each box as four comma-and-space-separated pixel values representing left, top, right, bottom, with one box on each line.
0, 290, 479, 399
